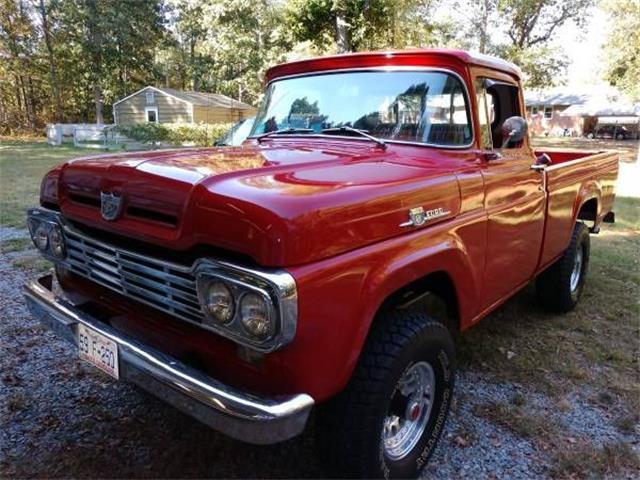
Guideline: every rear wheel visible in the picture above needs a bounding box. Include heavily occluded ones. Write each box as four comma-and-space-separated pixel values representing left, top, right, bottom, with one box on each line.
316, 312, 455, 479
536, 222, 590, 312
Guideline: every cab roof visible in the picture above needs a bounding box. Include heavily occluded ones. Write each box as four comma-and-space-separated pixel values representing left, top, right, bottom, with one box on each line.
266, 48, 522, 83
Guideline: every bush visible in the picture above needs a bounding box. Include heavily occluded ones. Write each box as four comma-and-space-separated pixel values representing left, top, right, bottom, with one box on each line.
117, 122, 234, 146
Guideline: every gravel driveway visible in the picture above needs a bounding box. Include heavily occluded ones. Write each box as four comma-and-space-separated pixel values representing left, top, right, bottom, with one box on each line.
1, 229, 638, 479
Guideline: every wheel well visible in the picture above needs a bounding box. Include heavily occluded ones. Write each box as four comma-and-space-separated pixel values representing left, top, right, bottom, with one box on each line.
376, 271, 460, 333
577, 198, 598, 227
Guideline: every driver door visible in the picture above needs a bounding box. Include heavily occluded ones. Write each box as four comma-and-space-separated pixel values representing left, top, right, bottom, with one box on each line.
475, 75, 545, 309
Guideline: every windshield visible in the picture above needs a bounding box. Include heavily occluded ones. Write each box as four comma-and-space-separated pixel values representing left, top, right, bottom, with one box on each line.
250, 70, 473, 147
217, 117, 255, 146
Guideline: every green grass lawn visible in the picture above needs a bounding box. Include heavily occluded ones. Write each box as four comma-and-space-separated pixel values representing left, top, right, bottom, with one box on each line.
0, 140, 97, 228
457, 196, 639, 477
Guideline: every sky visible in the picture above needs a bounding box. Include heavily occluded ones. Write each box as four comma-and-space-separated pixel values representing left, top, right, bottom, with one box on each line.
556, 5, 610, 86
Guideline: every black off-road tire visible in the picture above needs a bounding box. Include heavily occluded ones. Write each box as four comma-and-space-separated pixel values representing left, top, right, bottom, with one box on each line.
315, 311, 456, 479
536, 222, 590, 312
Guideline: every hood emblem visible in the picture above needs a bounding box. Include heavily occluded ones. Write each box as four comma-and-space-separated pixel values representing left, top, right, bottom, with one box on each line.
400, 206, 449, 228
100, 191, 124, 221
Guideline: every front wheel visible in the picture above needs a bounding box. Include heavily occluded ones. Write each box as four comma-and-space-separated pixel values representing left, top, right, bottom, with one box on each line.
536, 222, 590, 312
316, 312, 456, 478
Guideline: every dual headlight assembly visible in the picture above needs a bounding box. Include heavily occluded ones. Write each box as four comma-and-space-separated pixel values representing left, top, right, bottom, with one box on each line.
194, 263, 298, 352
197, 274, 276, 342
27, 208, 297, 352
28, 215, 66, 259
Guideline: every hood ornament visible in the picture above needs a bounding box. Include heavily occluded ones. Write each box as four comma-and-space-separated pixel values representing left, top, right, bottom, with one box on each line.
400, 206, 449, 228
100, 191, 124, 221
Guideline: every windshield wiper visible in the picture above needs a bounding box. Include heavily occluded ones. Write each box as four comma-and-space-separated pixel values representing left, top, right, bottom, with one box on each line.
321, 126, 386, 149
255, 127, 313, 143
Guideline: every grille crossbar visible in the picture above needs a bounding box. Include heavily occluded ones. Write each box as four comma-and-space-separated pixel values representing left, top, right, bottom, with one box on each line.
64, 229, 203, 323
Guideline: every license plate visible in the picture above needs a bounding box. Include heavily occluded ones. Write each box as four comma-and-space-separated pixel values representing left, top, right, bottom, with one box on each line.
78, 324, 119, 379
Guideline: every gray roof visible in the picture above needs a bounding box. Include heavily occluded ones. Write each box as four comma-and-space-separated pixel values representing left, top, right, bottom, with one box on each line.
159, 88, 255, 110
525, 91, 590, 106
524, 85, 622, 107
559, 102, 640, 117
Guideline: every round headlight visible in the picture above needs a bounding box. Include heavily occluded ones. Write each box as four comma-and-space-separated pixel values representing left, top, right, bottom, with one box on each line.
203, 281, 235, 325
239, 293, 273, 340
49, 225, 65, 258
33, 224, 49, 251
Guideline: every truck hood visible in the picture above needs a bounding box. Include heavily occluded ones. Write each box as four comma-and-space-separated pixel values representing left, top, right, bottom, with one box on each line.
56, 142, 461, 266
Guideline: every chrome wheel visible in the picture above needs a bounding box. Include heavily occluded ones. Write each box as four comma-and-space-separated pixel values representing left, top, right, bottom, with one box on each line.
570, 244, 583, 292
382, 361, 435, 461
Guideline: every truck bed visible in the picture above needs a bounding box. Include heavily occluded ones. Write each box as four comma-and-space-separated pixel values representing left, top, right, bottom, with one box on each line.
534, 148, 619, 268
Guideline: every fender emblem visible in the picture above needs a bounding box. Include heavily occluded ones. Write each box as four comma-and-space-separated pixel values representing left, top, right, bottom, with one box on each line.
400, 206, 450, 228
100, 191, 124, 221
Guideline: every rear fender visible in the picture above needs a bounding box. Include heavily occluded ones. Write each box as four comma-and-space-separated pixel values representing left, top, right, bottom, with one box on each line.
573, 179, 601, 225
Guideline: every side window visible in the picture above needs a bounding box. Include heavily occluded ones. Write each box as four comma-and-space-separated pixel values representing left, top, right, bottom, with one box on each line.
476, 77, 522, 149
475, 78, 494, 150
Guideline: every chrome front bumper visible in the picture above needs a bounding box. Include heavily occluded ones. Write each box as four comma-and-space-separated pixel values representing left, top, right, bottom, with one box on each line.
23, 274, 314, 444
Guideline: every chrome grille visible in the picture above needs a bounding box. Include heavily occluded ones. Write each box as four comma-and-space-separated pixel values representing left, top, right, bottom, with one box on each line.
63, 228, 203, 323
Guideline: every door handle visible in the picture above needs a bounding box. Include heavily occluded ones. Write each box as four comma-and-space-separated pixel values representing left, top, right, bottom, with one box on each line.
483, 152, 503, 162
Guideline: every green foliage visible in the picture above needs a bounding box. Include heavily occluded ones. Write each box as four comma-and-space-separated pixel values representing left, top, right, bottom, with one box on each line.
116, 122, 234, 146
452, 0, 594, 87
0, 0, 630, 132
285, 0, 449, 52
602, 0, 640, 101
496, 45, 568, 88
157, 0, 290, 105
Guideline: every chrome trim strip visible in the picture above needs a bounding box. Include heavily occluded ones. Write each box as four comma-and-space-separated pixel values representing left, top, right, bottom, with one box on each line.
27, 208, 298, 353
23, 274, 313, 444
248, 66, 475, 150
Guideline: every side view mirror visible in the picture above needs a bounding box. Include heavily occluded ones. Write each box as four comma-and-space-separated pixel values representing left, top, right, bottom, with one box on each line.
501, 116, 528, 148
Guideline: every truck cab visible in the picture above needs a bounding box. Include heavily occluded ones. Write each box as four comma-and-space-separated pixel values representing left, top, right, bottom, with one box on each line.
24, 49, 618, 479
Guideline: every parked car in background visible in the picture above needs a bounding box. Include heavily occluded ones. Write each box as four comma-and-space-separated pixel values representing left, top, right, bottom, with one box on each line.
588, 124, 632, 140
24, 49, 618, 479
215, 116, 255, 146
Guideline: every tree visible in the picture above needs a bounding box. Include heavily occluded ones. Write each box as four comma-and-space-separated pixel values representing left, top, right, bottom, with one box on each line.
497, 0, 594, 87
498, 0, 593, 49
36, 0, 63, 122
450, 0, 594, 87
0, 0, 42, 130
602, 0, 640, 100
157, 0, 290, 105
285, 0, 450, 53
56, 0, 165, 123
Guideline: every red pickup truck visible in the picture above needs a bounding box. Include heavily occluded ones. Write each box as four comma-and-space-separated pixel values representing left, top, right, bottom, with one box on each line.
24, 49, 618, 478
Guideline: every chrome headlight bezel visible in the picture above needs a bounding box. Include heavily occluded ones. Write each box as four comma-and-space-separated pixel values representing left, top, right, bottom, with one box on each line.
195, 260, 297, 352
27, 208, 66, 259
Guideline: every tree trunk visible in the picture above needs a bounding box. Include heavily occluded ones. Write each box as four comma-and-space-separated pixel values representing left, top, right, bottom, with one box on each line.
38, 0, 63, 122
335, 14, 351, 53
479, 0, 490, 53
190, 40, 197, 90
18, 75, 36, 129
85, 0, 103, 124
94, 84, 103, 124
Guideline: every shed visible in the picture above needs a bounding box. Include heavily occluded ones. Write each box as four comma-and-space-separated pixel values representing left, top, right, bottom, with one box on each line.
113, 86, 257, 126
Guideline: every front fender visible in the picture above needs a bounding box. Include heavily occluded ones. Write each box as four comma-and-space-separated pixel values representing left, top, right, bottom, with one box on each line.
288, 213, 485, 401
